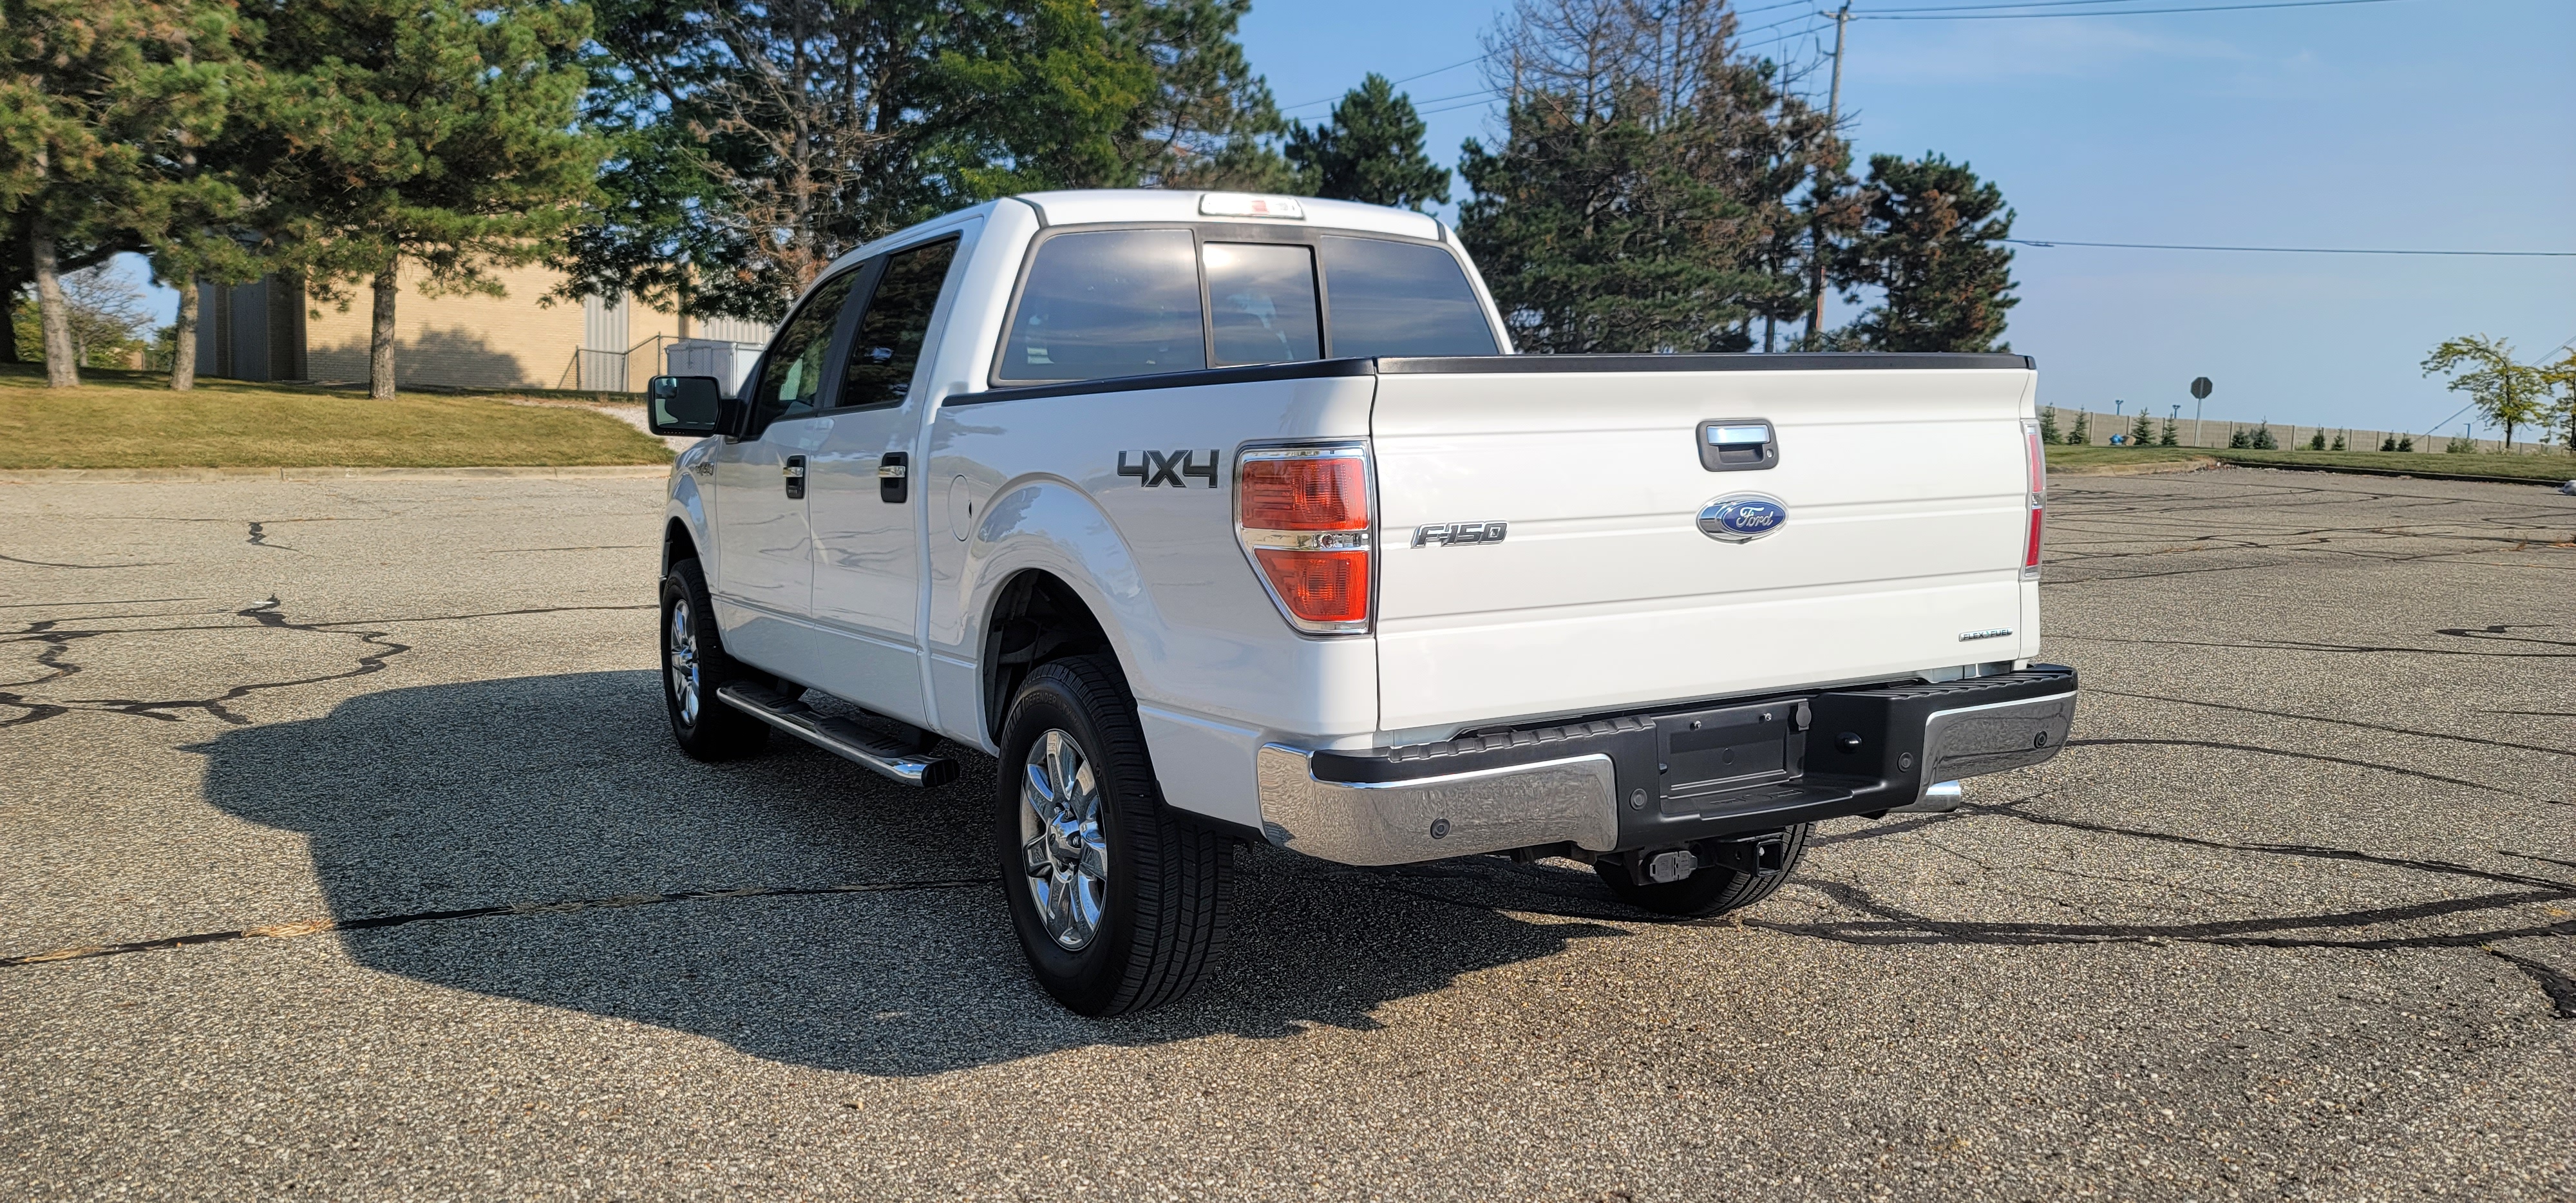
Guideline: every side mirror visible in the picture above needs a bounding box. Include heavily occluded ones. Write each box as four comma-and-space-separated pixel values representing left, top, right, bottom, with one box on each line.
647, 375, 723, 436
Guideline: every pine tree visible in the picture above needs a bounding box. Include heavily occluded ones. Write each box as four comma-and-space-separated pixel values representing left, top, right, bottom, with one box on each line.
2130, 411, 2154, 446
2160, 415, 2179, 446
1459, 0, 1806, 354
1286, 75, 1449, 210
2069, 412, 2090, 446
1101, 0, 1293, 190
1843, 153, 2016, 352
247, 0, 602, 399
2039, 406, 2061, 444
0, 0, 243, 388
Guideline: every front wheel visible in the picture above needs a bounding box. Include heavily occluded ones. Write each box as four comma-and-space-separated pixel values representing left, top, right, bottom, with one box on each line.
1596, 823, 1813, 917
659, 558, 770, 761
994, 657, 1233, 1016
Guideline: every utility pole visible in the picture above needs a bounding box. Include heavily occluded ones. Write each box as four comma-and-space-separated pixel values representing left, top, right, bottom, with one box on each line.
1806, 3, 1852, 348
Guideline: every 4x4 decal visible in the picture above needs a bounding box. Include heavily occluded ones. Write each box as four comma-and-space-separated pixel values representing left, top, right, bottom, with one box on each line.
1119, 450, 1220, 488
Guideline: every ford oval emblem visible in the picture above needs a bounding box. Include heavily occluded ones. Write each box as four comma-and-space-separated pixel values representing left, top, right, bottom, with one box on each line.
1697, 494, 1788, 543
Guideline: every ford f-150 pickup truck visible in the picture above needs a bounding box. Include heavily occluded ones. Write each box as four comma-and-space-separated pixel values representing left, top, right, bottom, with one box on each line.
645, 189, 2077, 1016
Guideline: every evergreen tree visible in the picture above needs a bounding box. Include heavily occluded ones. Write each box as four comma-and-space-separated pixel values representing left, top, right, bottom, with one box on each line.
2038, 406, 2061, 444
2068, 412, 2089, 446
566, 0, 1273, 325
1102, 0, 1293, 191
1286, 74, 1448, 210
2160, 414, 2179, 446
0, 0, 242, 387
2130, 411, 2154, 446
247, 0, 602, 399
1843, 152, 2016, 352
1459, 0, 1817, 354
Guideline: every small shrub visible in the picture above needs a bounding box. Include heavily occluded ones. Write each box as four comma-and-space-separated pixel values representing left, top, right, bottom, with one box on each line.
2039, 407, 2061, 444
2398, 435, 2414, 452
2308, 431, 2327, 450
2331, 433, 2346, 451
2130, 412, 2155, 446
2228, 428, 2251, 449
2069, 413, 2090, 446
2445, 435, 2477, 454
2159, 417, 2178, 446
2380, 435, 2397, 451
2251, 424, 2279, 450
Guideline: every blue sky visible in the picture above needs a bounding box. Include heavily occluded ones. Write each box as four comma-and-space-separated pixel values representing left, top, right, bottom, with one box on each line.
115, 1, 2570, 437
1245, 0, 2576, 437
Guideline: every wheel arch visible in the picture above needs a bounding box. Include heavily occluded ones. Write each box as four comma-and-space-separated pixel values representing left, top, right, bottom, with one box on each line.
979, 568, 1116, 746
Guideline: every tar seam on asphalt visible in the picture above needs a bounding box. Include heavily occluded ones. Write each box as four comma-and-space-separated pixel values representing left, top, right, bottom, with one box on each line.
0, 599, 656, 728
0, 878, 998, 969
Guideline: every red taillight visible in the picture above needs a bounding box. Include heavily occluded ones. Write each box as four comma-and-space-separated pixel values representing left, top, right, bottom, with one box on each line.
2022, 419, 2045, 580
1239, 457, 1368, 531
1253, 549, 1371, 624
1237, 448, 1372, 632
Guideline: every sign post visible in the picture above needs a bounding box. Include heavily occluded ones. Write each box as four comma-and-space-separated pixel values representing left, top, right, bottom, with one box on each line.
2190, 377, 2213, 446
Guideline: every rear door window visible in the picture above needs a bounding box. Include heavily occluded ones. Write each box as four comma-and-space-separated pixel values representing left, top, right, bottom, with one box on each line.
1318, 236, 1499, 358
1204, 242, 1320, 367
839, 236, 959, 408
997, 229, 1206, 383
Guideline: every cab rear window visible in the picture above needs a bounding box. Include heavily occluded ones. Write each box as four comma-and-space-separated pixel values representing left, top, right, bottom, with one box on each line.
994, 228, 1496, 384
1318, 236, 1499, 358
996, 229, 1206, 383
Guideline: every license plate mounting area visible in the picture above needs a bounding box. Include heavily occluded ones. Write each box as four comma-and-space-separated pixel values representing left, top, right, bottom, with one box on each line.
1653, 698, 1810, 815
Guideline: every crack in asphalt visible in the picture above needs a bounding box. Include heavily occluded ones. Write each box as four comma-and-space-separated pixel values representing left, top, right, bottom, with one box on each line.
2048, 631, 2576, 659
0, 598, 412, 727
2059, 737, 2535, 798
0, 602, 654, 727
2087, 687, 2576, 757
0, 877, 996, 969
0, 553, 170, 571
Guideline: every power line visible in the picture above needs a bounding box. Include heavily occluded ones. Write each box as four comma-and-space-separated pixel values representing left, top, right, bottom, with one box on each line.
1277, 54, 1488, 113
1854, 0, 2424, 19
2005, 238, 2575, 257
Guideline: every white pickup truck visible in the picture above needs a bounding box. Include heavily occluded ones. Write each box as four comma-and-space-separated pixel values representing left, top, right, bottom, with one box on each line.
646, 189, 2077, 1016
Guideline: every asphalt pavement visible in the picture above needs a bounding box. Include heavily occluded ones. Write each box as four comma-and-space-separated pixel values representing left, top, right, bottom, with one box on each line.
2, 467, 2571, 1200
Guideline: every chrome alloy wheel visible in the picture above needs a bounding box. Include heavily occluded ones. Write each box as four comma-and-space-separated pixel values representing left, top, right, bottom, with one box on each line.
1020, 728, 1108, 950
667, 594, 701, 726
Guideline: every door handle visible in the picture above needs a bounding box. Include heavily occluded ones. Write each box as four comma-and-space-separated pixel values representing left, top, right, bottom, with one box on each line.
878, 452, 908, 504
783, 455, 806, 500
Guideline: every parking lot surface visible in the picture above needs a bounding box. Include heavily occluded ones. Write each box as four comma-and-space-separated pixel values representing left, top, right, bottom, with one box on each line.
2, 467, 2571, 1200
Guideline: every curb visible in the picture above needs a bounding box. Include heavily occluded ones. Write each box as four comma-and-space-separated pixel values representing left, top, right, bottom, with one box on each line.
2048, 457, 2218, 478
0, 464, 672, 484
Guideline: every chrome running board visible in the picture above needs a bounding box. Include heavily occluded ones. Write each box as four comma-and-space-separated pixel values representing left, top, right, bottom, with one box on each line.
715, 683, 958, 788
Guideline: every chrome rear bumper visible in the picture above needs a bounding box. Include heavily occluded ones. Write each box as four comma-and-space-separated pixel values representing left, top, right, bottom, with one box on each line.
1253, 745, 1620, 866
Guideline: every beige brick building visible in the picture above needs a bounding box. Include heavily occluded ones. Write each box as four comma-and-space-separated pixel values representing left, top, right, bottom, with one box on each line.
196, 260, 770, 393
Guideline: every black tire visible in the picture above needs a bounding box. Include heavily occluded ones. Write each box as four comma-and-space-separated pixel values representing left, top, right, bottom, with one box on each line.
995, 656, 1233, 1016
659, 558, 771, 761
1596, 823, 1814, 918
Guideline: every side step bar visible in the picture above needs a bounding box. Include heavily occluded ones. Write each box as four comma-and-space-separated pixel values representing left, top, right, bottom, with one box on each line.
714, 683, 958, 788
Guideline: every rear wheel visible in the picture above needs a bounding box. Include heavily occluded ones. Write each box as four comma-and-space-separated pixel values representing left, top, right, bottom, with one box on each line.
659, 558, 771, 761
1596, 823, 1813, 918
995, 657, 1233, 1016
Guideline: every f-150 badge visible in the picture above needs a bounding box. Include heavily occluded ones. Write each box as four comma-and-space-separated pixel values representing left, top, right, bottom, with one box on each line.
1119, 450, 1220, 488
1413, 521, 1507, 547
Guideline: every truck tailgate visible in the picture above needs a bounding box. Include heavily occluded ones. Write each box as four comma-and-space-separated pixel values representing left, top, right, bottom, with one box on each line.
1369, 359, 2038, 735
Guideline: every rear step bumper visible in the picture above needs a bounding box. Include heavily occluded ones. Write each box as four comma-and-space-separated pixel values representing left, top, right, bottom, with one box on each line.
1255, 666, 2076, 866
715, 683, 958, 788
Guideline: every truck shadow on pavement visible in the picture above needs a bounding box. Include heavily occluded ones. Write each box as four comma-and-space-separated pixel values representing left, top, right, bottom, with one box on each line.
188, 672, 1629, 1075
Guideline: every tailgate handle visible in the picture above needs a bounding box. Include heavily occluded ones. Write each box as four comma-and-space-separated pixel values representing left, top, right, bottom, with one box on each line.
1698, 419, 1777, 472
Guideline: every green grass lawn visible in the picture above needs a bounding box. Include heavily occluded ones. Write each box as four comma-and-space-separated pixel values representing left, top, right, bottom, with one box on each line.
0, 364, 672, 469
2047, 441, 2575, 483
